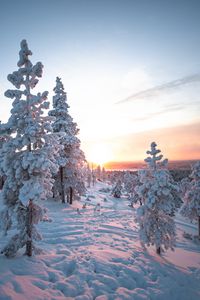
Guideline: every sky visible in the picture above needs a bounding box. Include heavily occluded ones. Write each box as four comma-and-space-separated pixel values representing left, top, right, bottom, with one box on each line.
0, 0, 200, 165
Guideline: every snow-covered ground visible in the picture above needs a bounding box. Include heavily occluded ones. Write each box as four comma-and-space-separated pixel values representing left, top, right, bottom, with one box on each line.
0, 181, 200, 300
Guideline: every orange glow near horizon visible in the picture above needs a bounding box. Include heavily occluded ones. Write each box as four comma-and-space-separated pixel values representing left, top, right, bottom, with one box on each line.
82, 122, 200, 164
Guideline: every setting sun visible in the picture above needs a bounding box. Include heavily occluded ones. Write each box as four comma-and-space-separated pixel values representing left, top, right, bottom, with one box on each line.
87, 143, 113, 166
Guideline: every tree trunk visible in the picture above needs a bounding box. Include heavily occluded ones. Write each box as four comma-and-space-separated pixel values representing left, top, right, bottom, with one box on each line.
25, 76, 33, 256
92, 175, 95, 186
67, 193, 69, 203
0, 176, 3, 190
60, 166, 65, 203
198, 216, 200, 238
27, 143, 32, 152
156, 246, 161, 255
69, 187, 73, 204
26, 200, 33, 256
52, 185, 55, 199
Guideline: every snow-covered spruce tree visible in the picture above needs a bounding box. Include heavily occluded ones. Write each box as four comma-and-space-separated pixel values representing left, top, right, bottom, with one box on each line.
111, 180, 122, 198
0, 40, 60, 257
180, 161, 200, 238
123, 171, 140, 205
48, 77, 85, 204
135, 142, 180, 255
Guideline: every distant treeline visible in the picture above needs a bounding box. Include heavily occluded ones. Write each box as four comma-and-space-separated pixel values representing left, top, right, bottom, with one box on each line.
104, 160, 198, 171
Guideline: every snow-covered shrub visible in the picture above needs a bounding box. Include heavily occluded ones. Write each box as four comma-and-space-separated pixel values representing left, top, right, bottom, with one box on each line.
123, 171, 140, 204
108, 171, 124, 185
170, 169, 190, 182
112, 180, 123, 198
179, 176, 191, 198
0, 207, 12, 236
135, 142, 180, 254
180, 161, 200, 238
98, 187, 111, 193
95, 165, 102, 181
0, 40, 60, 257
101, 167, 106, 182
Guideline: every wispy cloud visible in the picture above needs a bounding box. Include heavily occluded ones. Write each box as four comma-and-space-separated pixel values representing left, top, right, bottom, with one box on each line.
117, 73, 200, 104
132, 104, 184, 122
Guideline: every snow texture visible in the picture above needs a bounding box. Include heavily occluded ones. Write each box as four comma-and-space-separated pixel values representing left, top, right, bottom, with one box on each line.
0, 181, 199, 299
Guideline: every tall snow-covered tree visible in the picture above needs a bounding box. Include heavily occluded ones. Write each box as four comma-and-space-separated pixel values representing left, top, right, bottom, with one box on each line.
48, 77, 85, 204
180, 161, 200, 238
135, 142, 180, 255
0, 40, 60, 257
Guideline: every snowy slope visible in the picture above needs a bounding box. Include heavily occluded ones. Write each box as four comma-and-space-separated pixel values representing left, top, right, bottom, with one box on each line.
0, 181, 200, 300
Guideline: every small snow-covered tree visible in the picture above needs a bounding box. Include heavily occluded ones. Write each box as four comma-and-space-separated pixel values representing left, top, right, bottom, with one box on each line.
109, 171, 123, 185
95, 165, 101, 181
136, 142, 180, 254
124, 171, 134, 195
0, 40, 60, 257
112, 180, 122, 198
179, 176, 191, 198
123, 171, 140, 205
180, 161, 200, 238
101, 167, 106, 182
48, 77, 85, 204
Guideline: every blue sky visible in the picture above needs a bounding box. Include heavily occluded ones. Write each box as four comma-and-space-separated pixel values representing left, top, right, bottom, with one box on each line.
0, 0, 200, 162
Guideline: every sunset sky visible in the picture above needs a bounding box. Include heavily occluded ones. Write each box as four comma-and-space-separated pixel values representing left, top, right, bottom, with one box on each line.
0, 0, 200, 165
